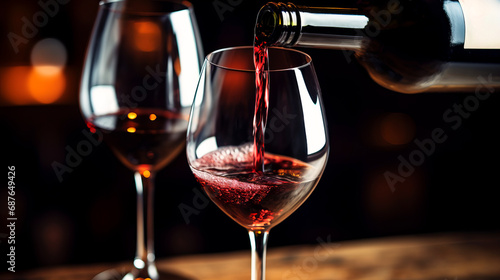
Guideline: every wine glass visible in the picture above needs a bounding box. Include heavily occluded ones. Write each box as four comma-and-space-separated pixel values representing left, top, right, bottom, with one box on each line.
186, 46, 329, 280
79, 0, 203, 279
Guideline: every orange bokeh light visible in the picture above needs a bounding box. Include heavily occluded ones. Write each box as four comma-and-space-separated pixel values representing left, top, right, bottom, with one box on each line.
27, 67, 66, 104
128, 112, 138, 119
134, 21, 161, 52
142, 170, 151, 178
1, 66, 65, 105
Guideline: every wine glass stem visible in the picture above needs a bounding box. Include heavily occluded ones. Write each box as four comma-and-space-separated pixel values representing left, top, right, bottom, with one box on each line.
134, 171, 158, 279
249, 230, 269, 280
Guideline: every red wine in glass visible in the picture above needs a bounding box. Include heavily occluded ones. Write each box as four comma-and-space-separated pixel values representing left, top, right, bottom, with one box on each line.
88, 108, 188, 172
191, 145, 319, 230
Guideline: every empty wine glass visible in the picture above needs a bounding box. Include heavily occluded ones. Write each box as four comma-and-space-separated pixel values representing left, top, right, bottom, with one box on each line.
186, 46, 329, 280
80, 0, 203, 279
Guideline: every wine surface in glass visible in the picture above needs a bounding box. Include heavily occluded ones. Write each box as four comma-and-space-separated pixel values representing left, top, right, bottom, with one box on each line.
88, 109, 188, 172
191, 145, 318, 230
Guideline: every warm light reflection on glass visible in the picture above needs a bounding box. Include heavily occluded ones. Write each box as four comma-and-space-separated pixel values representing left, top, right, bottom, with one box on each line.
133, 21, 161, 52
142, 170, 151, 178
128, 112, 138, 119
149, 114, 157, 121
174, 58, 181, 76
127, 127, 137, 133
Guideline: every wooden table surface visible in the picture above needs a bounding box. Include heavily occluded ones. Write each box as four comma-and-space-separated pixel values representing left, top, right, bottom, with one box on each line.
5, 231, 500, 280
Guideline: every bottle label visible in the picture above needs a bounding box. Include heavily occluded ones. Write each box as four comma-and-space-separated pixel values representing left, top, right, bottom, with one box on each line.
459, 0, 500, 49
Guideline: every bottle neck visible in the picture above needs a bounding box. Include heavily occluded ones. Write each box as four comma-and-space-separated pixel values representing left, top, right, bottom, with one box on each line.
255, 3, 368, 50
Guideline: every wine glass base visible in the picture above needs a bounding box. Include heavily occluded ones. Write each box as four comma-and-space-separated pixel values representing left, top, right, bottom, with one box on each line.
92, 266, 194, 280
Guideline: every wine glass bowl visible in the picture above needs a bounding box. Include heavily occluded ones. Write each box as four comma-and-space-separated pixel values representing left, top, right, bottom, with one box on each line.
186, 46, 329, 279
80, 0, 203, 279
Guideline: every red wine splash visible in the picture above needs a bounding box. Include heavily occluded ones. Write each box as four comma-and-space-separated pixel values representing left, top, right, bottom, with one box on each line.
253, 28, 270, 174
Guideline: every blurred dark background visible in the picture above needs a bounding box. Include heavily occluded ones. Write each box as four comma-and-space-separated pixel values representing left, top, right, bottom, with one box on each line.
1, 0, 499, 273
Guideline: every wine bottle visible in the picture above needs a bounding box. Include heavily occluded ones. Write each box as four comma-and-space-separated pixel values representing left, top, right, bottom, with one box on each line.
254, 0, 500, 93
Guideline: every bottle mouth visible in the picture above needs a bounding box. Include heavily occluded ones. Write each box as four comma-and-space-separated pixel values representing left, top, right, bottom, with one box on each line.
255, 5, 279, 42
254, 2, 300, 47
